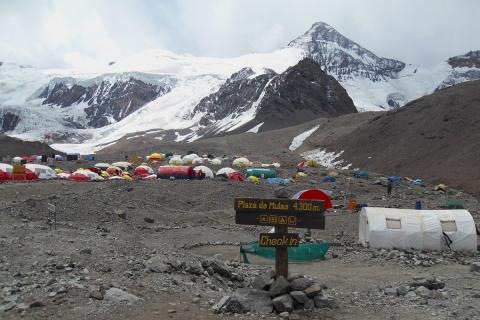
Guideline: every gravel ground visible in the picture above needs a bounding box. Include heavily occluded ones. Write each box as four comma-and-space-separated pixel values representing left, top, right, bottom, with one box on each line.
1, 163, 479, 320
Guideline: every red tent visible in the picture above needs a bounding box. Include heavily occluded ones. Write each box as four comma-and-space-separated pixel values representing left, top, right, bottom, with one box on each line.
0, 170, 10, 181
87, 167, 102, 175
69, 173, 90, 181
293, 189, 333, 210
228, 172, 246, 182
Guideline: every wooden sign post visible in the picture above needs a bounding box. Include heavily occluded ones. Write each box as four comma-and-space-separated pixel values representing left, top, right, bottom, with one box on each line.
235, 198, 325, 278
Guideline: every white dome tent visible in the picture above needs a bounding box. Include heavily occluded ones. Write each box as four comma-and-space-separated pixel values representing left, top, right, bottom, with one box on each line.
194, 166, 214, 179
26, 164, 57, 179
169, 155, 184, 166
216, 167, 236, 177
210, 158, 222, 166
232, 157, 251, 168
359, 207, 477, 252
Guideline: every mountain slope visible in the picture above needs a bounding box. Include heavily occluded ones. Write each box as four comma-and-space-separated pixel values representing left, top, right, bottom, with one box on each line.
299, 80, 480, 196
0, 134, 59, 157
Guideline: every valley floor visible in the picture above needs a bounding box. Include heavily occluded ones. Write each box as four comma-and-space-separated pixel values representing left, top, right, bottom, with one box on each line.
1, 167, 479, 320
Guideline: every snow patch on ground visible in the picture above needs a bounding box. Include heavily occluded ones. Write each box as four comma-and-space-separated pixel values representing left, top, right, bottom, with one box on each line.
289, 125, 320, 151
246, 122, 264, 133
300, 148, 351, 169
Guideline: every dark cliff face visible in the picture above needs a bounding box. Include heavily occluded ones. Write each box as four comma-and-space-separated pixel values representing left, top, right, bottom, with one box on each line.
39, 77, 170, 128
448, 51, 480, 68
187, 68, 277, 127
288, 22, 405, 82
243, 58, 357, 132
0, 112, 21, 132
186, 58, 357, 139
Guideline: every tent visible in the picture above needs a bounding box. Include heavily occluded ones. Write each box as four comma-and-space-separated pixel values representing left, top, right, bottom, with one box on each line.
25, 164, 57, 179
0, 163, 13, 174
354, 171, 369, 178
191, 157, 204, 165
182, 154, 199, 164
210, 158, 222, 165
246, 168, 276, 179
69, 169, 104, 181
134, 165, 155, 177
228, 172, 246, 181
55, 155, 64, 161
359, 207, 477, 252
293, 189, 333, 210
66, 153, 80, 161
216, 167, 236, 177
247, 176, 260, 183
86, 167, 102, 175
0, 170, 11, 181
94, 163, 110, 171
85, 154, 95, 161
12, 157, 22, 164
266, 178, 290, 184
193, 166, 214, 179
169, 156, 184, 166
149, 153, 165, 162
111, 162, 132, 171
232, 157, 251, 168
388, 176, 401, 183
106, 166, 123, 176
434, 184, 448, 192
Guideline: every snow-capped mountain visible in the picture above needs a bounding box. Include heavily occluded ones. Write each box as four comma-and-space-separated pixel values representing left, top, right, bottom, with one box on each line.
288, 22, 406, 82
0, 22, 479, 153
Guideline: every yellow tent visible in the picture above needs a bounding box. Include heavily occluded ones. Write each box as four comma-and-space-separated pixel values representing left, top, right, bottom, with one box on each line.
149, 153, 165, 161
131, 155, 142, 162
247, 176, 260, 183
434, 184, 448, 192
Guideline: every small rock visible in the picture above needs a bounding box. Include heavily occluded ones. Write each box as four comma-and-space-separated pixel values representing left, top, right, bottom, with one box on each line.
384, 287, 399, 297
225, 288, 272, 314
167, 309, 176, 314
89, 290, 105, 300
415, 286, 431, 298
313, 294, 335, 309
289, 291, 308, 304
279, 311, 289, 319
144, 217, 155, 224
252, 271, 275, 290
29, 301, 45, 308
80, 248, 92, 255
104, 288, 142, 304
115, 209, 126, 219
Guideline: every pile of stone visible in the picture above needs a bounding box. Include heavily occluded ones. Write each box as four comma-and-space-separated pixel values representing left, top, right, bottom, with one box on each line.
213, 270, 335, 317
371, 248, 477, 267
384, 276, 447, 304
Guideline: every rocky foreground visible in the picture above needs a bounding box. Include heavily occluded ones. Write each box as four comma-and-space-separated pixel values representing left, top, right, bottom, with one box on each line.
0, 166, 479, 320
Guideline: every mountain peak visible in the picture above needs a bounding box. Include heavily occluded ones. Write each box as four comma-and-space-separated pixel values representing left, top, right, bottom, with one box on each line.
288, 21, 405, 81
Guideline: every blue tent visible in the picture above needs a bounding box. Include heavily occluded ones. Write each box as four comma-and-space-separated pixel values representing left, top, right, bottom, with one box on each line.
388, 176, 401, 183
85, 154, 95, 161
354, 171, 369, 178
266, 178, 290, 184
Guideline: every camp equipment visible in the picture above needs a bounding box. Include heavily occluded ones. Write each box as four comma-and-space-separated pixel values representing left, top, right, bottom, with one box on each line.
240, 241, 330, 263
359, 207, 477, 252
157, 166, 195, 180
246, 168, 276, 179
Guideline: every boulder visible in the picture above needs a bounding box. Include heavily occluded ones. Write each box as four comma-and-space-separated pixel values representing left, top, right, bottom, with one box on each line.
104, 288, 142, 304
289, 291, 309, 304
314, 294, 335, 309
145, 256, 171, 273
269, 276, 290, 297
414, 286, 431, 298
209, 259, 232, 278
303, 283, 322, 297
252, 271, 274, 290
272, 294, 294, 313
384, 287, 399, 297
225, 288, 273, 314
290, 277, 313, 291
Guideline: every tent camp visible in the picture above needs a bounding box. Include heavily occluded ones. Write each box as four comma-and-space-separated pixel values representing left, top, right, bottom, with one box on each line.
194, 166, 214, 179
69, 169, 104, 181
359, 207, 477, 252
25, 164, 57, 179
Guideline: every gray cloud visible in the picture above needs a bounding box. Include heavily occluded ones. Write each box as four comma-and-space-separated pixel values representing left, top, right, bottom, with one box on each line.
1, 0, 479, 68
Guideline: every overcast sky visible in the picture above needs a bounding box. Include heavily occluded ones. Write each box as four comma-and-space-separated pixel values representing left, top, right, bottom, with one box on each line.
1, 0, 479, 68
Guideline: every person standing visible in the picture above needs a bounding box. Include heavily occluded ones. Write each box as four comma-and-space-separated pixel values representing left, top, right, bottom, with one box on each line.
387, 180, 393, 196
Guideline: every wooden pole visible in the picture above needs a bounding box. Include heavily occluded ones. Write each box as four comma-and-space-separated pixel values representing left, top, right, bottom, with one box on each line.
275, 224, 288, 278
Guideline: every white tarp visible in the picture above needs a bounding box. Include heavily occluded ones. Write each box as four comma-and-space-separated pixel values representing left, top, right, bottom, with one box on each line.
359, 207, 477, 252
